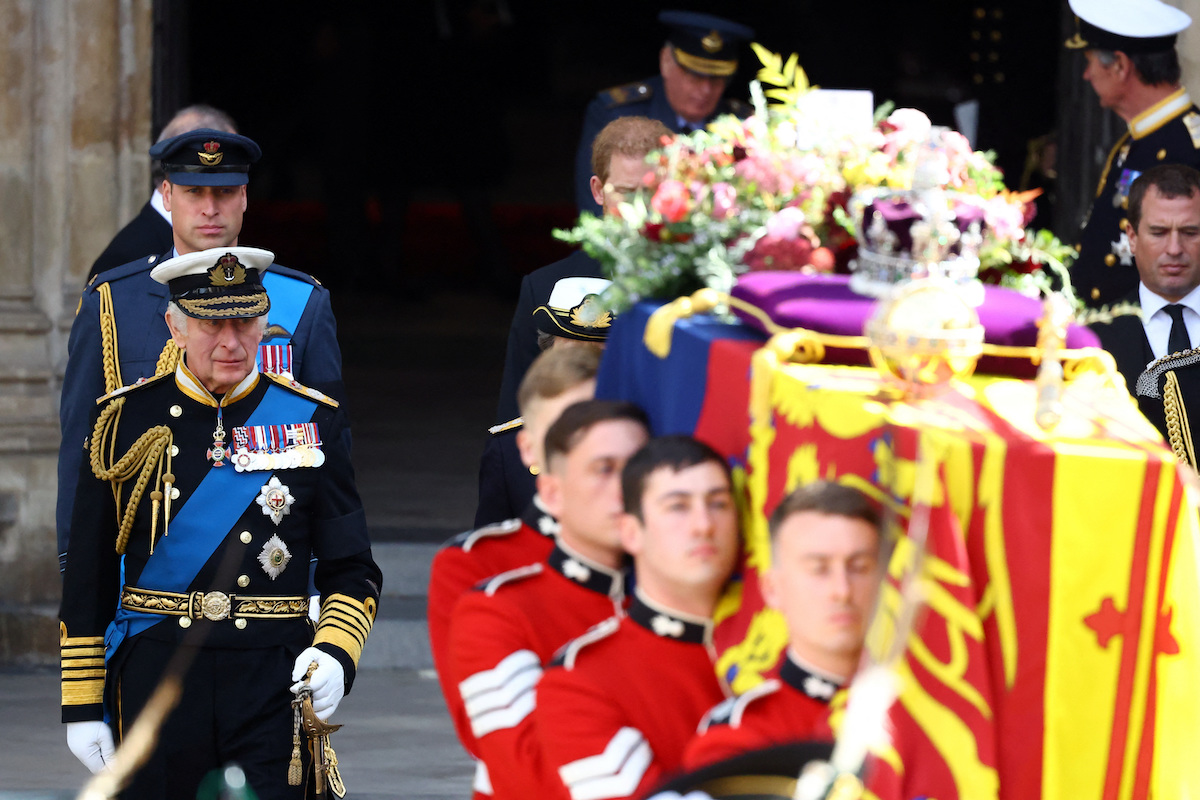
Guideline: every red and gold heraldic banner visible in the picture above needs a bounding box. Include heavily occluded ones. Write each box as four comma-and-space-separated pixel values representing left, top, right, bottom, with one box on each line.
711, 350, 1200, 800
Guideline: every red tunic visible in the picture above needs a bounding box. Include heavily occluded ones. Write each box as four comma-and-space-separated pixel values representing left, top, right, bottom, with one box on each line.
447, 542, 626, 800
537, 592, 729, 800
682, 652, 837, 771
427, 501, 557, 758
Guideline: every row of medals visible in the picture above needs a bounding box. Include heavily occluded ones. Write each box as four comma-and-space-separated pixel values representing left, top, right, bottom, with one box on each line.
209, 428, 325, 471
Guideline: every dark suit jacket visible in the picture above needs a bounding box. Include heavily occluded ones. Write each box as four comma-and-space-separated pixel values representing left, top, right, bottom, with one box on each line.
1090, 290, 1195, 450
473, 428, 537, 528
87, 200, 173, 280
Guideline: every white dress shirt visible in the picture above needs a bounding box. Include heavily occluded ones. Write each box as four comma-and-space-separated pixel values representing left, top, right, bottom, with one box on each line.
1140, 282, 1200, 361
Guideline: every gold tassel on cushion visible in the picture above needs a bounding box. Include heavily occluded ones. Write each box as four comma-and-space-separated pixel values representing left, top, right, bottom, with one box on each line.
643, 289, 723, 358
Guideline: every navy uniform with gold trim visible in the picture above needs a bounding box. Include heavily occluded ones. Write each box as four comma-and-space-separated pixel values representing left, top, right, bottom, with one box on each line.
57, 129, 345, 573
1066, 0, 1200, 307
574, 11, 754, 214
477, 276, 615, 527
59, 249, 379, 799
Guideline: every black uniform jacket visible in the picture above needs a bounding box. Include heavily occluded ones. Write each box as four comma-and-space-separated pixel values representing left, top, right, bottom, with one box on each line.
88, 200, 173, 280
1074, 90, 1200, 307
60, 365, 380, 723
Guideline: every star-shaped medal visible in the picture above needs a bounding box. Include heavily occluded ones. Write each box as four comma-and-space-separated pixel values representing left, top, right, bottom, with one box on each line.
256, 476, 294, 526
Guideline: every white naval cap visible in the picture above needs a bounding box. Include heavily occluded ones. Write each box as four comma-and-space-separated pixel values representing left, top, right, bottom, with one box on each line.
151, 246, 274, 319
533, 276, 615, 341
1066, 0, 1191, 52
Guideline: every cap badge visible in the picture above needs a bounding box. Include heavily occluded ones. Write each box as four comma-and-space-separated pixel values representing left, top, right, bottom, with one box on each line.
257, 533, 292, 579
208, 254, 247, 286
569, 295, 613, 329
701, 30, 724, 53
198, 140, 224, 166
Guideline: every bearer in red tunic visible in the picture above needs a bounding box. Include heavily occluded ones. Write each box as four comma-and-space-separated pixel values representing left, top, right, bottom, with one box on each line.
446, 400, 649, 800
683, 481, 882, 770
428, 346, 602, 761
537, 436, 741, 800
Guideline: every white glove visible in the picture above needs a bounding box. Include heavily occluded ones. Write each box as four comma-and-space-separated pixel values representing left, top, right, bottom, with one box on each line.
67, 720, 116, 773
290, 646, 345, 721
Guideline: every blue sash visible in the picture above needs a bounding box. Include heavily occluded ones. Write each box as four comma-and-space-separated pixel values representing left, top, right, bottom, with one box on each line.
261, 272, 313, 348
106, 383, 317, 659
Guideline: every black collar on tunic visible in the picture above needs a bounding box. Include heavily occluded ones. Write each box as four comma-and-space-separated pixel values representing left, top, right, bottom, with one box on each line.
547, 542, 625, 600
522, 495, 559, 538
628, 589, 713, 645
780, 653, 842, 704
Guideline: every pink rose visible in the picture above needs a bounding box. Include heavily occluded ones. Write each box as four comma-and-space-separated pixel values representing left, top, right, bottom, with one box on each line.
765, 206, 807, 240
651, 179, 691, 223
711, 182, 737, 220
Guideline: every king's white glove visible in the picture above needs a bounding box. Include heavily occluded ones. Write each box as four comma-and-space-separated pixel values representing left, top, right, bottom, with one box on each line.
67, 720, 115, 773
290, 647, 345, 721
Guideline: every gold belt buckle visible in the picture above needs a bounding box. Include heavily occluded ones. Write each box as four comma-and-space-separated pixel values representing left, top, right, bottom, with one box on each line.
197, 591, 232, 621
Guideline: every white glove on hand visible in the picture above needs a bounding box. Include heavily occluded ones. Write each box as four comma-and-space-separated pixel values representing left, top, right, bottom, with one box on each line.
67, 720, 116, 773
290, 646, 345, 721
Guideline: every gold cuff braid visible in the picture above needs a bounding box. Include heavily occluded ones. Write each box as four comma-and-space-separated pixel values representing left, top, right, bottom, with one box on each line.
61, 625, 105, 707
313, 594, 377, 667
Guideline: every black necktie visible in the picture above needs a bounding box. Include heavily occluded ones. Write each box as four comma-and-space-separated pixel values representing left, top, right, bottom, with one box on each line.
1165, 304, 1192, 354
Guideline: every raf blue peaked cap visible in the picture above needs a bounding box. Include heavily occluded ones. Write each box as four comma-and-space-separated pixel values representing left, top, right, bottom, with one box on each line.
149, 128, 263, 186
658, 10, 755, 77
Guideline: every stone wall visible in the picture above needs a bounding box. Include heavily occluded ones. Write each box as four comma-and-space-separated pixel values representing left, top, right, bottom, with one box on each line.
0, 0, 151, 664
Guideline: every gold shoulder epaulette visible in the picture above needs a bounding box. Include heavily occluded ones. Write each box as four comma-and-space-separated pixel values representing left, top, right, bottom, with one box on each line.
601, 81, 652, 109
488, 417, 523, 435
96, 371, 172, 404
1184, 111, 1200, 149
265, 372, 339, 408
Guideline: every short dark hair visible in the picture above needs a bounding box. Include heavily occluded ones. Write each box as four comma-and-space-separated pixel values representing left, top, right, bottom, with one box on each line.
1092, 49, 1181, 87
621, 435, 730, 519
543, 400, 649, 469
516, 345, 603, 417
153, 104, 239, 185
1130, 49, 1182, 87
768, 481, 880, 544
1128, 163, 1200, 230
591, 116, 671, 184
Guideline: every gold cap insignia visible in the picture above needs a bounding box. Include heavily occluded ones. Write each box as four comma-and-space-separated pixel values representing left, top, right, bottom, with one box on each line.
1064, 16, 1088, 49
701, 30, 724, 53
208, 254, 247, 286
569, 295, 613, 329
198, 140, 224, 166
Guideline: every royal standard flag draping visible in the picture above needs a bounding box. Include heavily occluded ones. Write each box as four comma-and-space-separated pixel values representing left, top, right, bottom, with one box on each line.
712, 351, 1200, 799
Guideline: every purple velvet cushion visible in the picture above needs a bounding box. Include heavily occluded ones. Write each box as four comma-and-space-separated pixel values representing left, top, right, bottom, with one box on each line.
860, 197, 988, 254
730, 272, 1101, 377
